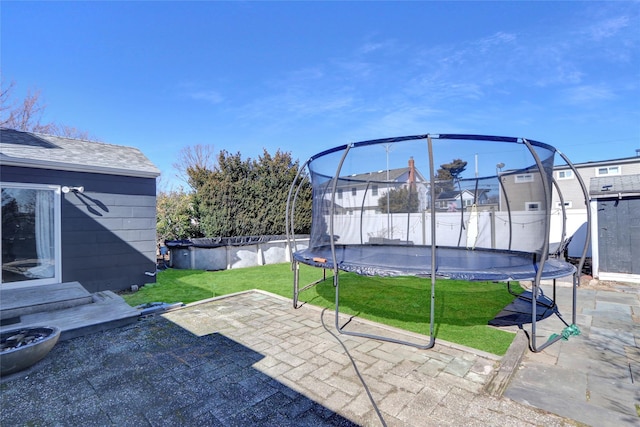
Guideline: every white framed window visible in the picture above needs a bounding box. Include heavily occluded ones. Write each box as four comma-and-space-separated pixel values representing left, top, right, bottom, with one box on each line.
595, 166, 621, 176
515, 174, 534, 183
351, 187, 357, 196
525, 201, 541, 211
372, 185, 378, 196
557, 170, 573, 180
1, 183, 62, 288
337, 188, 343, 199
555, 201, 573, 209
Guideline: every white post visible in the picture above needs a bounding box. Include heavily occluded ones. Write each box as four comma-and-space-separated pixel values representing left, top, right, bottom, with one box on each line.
257, 244, 264, 266
590, 200, 599, 278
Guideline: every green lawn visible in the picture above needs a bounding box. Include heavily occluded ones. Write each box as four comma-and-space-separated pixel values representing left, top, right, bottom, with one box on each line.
122, 263, 521, 355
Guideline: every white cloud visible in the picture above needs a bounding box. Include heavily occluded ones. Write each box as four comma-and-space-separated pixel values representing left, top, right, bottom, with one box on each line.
177, 81, 225, 104
188, 90, 224, 104
561, 84, 616, 105
358, 39, 395, 55
474, 31, 517, 53
586, 15, 630, 41
361, 105, 443, 136
237, 88, 354, 123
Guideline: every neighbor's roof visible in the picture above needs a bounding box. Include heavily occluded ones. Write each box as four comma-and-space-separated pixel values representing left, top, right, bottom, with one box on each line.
436, 188, 490, 200
0, 128, 160, 178
589, 174, 640, 197
555, 154, 640, 170
344, 167, 427, 183
349, 167, 411, 182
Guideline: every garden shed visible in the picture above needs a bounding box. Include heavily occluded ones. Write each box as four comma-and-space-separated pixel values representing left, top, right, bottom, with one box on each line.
590, 173, 640, 283
1, 128, 161, 292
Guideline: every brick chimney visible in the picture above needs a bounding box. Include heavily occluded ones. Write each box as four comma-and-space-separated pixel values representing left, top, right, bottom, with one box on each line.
409, 156, 416, 184
408, 157, 416, 188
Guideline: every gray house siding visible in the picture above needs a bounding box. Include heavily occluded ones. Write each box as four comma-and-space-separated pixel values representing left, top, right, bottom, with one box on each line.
553, 157, 640, 210
1, 165, 157, 292
551, 172, 588, 210
498, 173, 549, 212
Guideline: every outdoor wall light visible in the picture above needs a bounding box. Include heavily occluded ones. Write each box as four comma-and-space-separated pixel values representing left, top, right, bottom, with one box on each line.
61, 186, 85, 194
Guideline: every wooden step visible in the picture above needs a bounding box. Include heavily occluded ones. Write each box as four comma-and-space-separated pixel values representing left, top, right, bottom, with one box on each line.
0, 291, 139, 341
0, 282, 93, 320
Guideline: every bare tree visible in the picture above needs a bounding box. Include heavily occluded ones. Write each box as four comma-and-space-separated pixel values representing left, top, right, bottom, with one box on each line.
172, 144, 216, 189
0, 79, 16, 124
54, 124, 90, 140
1, 76, 91, 140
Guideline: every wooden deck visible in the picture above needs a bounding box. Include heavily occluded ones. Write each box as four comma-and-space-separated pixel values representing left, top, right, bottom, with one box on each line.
0, 282, 139, 341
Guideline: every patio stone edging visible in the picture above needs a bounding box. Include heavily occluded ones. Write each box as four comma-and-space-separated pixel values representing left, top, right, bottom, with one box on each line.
483, 328, 528, 396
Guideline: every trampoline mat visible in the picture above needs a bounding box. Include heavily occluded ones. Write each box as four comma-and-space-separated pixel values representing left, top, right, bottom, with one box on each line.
293, 244, 575, 281
489, 291, 558, 326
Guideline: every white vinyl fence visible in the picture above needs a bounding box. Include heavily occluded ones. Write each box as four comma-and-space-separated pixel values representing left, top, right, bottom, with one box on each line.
168, 210, 588, 271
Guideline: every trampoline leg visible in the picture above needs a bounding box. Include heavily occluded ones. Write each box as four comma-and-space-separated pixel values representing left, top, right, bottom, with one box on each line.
293, 260, 300, 309
526, 273, 577, 353
334, 274, 436, 350
527, 279, 557, 352
293, 266, 332, 309
572, 271, 578, 326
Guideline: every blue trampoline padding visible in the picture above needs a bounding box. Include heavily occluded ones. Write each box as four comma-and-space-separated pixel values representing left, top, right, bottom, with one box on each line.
293, 245, 575, 281
488, 291, 557, 326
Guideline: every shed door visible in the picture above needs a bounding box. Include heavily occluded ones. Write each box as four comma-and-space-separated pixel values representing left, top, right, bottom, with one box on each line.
597, 197, 640, 275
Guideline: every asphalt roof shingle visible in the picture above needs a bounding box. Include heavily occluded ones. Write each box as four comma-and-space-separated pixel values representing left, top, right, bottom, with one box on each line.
0, 128, 160, 178
589, 174, 640, 196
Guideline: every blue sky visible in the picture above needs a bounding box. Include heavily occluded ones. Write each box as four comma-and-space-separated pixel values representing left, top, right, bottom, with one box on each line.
2, 1, 639, 189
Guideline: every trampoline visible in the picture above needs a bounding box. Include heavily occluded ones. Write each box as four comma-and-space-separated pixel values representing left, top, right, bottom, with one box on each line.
286, 134, 590, 352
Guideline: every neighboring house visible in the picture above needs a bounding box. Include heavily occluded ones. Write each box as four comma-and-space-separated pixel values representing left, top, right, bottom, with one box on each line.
552, 155, 640, 210
331, 157, 429, 214
496, 167, 549, 213
0, 128, 161, 292
497, 155, 640, 213
589, 174, 640, 283
435, 188, 492, 211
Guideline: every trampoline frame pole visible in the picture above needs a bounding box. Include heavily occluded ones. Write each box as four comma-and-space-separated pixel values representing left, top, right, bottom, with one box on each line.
359, 181, 372, 245
552, 178, 568, 254
427, 136, 437, 343
330, 140, 435, 349
496, 171, 513, 250
556, 150, 591, 327
456, 179, 465, 247
287, 159, 310, 309
293, 259, 300, 308
288, 160, 333, 309
285, 160, 309, 258
522, 139, 563, 352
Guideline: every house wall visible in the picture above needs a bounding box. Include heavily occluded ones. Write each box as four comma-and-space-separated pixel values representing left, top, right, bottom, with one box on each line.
553, 158, 640, 210
1, 165, 157, 292
333, 173, 429, 213
498, 173, 550, 213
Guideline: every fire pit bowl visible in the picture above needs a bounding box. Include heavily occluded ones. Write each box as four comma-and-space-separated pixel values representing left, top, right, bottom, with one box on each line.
0, 326, 61, 376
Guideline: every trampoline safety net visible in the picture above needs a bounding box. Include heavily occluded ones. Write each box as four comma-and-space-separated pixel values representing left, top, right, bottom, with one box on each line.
286, 134, 589, 352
